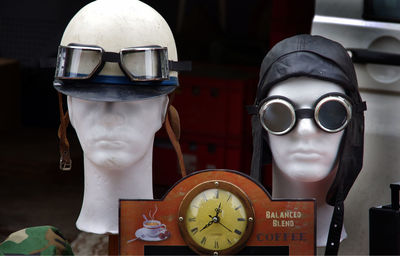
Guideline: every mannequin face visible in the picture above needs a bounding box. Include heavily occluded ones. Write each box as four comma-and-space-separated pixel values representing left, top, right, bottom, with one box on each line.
267, 77, 345, 182
68, 96, 168, 170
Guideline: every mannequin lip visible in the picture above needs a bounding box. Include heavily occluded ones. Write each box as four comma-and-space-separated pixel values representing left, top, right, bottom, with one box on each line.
92, 134, 128, 141
94, 138, 128, 148
290, 149, 323, 160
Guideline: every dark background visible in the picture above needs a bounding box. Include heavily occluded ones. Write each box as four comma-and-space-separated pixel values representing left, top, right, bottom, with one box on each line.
0, 0, 314, 243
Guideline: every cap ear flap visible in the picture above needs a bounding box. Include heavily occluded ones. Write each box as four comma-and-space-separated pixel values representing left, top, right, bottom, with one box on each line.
250, 115, 264, 182
325, 108, 365, 206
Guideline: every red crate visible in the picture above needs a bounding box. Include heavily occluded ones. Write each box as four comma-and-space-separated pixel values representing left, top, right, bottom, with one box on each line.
181, 134, 242, 172
153, 133, 250, 186
152, 137, 183, 186
153, 65, 259, 188
173, 70, 257, 139
153, 134, 273, 190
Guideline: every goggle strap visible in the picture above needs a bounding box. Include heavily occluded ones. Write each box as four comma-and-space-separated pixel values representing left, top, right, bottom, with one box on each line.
57, 92, 72, 171
169, 60, 192, 72
295, 109, 314, 119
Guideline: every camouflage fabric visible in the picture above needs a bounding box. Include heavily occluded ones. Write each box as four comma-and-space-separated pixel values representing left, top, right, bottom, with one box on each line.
0, 226, 74, 255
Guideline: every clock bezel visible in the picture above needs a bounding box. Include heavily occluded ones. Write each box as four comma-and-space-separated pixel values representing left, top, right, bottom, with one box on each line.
178, 180, 255, 255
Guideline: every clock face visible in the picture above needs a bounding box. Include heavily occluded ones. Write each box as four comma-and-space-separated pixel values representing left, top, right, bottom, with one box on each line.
178, 180, 254, 255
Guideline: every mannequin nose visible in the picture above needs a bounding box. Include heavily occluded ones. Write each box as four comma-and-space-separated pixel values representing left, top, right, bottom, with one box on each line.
99, 102, 125, 125
103, 102, 115, 112
295, 118, 318, 136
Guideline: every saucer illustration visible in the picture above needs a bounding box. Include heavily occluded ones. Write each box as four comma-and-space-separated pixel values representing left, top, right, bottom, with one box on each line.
135, 227, 170, 242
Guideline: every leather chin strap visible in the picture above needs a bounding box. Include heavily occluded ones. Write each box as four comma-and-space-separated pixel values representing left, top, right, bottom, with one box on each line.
165, 104, 186, 177
57, 93, 186, 178
325, 200, 344, 255
58, 92, 72, 171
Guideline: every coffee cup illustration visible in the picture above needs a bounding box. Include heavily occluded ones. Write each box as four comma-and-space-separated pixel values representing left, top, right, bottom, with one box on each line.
143, 220, 167, 237
127, 205, 171, 243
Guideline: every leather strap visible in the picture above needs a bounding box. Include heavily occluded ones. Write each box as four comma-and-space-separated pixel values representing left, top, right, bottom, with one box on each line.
57, 92, 72, 171
325, 200, 344, 255
165, 105, 186, 177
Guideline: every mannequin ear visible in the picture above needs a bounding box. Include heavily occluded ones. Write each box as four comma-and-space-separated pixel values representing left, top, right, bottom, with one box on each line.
67, 96, 75, 128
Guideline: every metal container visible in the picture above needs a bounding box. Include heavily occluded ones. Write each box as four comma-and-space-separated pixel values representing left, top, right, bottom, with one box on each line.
312, 0, 400, 254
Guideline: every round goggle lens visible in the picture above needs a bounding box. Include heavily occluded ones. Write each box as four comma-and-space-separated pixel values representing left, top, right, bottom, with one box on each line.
317, 100, 349, 131
261, 100, 295, 134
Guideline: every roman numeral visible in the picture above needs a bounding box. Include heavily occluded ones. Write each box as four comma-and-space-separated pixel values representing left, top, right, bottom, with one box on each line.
201, 236, 207, 245
215, 189, 219, 199
234, 229, 242, 235
188, 217, 196, 222
235, 205, 242, 210
202, 192, 208, 202
237, 218, 246, 221
214, 240, 219, 249
227, 238, 232, 244
227, 193, 232, 202
191, 227, 198, 235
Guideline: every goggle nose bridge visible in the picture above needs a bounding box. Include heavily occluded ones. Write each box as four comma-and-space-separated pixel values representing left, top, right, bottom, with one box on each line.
103, 51, 121, 63
295, 108, 314, 119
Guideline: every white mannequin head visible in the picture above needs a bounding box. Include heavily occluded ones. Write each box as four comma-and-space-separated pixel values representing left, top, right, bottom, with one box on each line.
56, 0, 179, 234
268, 77, 345, 182
67, 96, 168, 171
267, 76, 348, 246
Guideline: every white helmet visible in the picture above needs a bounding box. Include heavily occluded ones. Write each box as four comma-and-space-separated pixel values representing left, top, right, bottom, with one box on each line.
54, 0, 189, 171
54, 0, 190, 101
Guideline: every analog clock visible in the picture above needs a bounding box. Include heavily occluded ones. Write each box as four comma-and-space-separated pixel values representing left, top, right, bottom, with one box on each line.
178, 180, 255, 255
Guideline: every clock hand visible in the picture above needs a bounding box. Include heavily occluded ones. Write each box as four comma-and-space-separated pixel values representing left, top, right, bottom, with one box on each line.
200, 220, 214, 232
215, 202, 222, 217
218, 221, 233, 233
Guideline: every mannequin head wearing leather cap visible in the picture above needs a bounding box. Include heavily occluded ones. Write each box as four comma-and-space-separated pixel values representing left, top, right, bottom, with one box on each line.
54, 0, 187, 234
250, 34, 366, 252
267, 77, 345, 184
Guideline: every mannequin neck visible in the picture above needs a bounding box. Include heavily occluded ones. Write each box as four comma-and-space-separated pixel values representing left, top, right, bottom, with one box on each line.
76, 144, 154, 235
272, 162, 347, 247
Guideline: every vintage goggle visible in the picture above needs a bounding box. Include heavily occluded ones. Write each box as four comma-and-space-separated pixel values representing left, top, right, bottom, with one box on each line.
55, 43, 190, 82
259, 93, 352, 135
